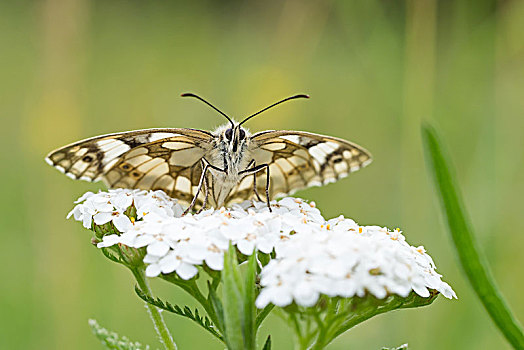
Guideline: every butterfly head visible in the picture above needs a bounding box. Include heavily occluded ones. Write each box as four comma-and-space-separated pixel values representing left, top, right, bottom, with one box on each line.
220, 123, 250, 154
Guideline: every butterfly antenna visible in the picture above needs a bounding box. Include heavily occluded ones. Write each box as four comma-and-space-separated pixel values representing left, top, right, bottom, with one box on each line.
181, 93, 235, 128
239, 94, 310, 126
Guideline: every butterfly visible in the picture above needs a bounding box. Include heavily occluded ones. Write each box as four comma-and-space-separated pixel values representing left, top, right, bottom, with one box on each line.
45, 93, 372, 213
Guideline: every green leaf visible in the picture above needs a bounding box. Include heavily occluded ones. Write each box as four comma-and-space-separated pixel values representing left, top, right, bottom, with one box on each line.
244, 252, 257, 349
207, 280, 225, 333
222, 244, 245, 350
88, 319, 152, 350
329, 291, 438, 344
262, 335, 271, 350
381, 344, 408, 350
100, 247, 126, 265
257, 252, 270, 267
255, 304, 274, 329
422, 123, 524, 349
135, 286, 223, 342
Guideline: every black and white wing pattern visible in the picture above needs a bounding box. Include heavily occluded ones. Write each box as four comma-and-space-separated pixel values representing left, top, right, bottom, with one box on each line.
227, 130, 372, 204
45, 128, 214, 206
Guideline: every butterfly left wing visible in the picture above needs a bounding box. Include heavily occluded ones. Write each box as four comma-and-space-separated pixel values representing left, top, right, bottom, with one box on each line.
100, 136, 214, 206
45, 129, 214, 206
226, 130, 372, 204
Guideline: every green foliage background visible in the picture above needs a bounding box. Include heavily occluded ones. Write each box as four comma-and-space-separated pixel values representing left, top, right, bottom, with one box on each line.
1, 0, 523, 349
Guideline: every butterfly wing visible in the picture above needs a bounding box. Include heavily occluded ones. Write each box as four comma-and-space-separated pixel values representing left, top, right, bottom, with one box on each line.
46, 128, 214, 205
227, 130, 372, 203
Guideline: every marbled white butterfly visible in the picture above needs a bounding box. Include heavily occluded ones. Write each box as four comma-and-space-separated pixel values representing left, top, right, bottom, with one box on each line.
45, 94, 372, 213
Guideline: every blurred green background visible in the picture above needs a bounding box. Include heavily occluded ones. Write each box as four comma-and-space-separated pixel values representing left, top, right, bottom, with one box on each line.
1, 0, 523, 349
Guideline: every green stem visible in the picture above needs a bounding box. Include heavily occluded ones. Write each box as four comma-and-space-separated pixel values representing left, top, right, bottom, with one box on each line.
310, 299, 344, 350
289, 313, 306, 350
211, 273, 221, 290
304, 317, 317, 348
310, 313, 327, 350
131, 268, 177, 350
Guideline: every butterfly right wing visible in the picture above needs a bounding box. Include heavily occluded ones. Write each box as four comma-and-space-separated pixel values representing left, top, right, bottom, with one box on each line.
227, 130, 372, 203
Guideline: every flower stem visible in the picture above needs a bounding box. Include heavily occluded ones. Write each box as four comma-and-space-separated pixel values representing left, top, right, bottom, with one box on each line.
289, 313, 306, 350
131, 268, 177, 350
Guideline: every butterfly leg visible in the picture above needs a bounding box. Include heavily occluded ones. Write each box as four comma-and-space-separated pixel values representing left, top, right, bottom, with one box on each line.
245, 159, 262, 201
196, 176, 209, 214
262, 164, 271, 212
252, 172, 262, 202
239, 164, 271, 212
183, 163, 209, 216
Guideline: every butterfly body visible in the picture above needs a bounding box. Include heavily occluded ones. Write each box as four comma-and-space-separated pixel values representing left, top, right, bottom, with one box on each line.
45, 94, 373, 212
205, 123, 254, 207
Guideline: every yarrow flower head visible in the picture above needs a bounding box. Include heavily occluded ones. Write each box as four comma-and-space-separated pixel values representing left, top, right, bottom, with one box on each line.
255, 218, 456, 308
70, 189, 325, 280
69, 189, 455, 305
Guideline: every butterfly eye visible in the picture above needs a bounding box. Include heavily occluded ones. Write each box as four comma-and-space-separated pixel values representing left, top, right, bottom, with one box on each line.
225, 128, 233, 141
239, 129, 246, 140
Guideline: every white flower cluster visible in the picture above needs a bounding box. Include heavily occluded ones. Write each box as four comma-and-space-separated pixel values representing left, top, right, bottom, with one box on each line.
69, 189, 456, 307
69, 189, 323, 279
67, 189, 183, 231
255, 217, 457, 308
